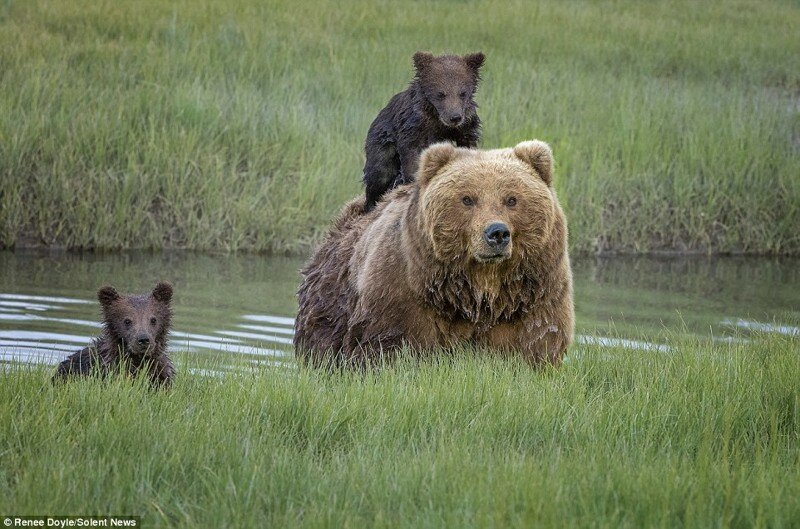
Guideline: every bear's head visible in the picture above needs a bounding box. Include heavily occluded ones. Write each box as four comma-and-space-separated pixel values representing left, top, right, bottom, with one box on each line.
416, 140, 561, 267
98, 282, 173, 357
413, 51, 485, 129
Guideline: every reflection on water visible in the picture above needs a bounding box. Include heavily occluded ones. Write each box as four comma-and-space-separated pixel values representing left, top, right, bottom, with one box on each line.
720, 318, 799, 336
0, 251, 797, 373
574, 335, 671, 353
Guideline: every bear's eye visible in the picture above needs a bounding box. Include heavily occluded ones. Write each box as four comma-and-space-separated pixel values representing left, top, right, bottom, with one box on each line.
462, 196, 475, 207
436, 91, 446, 100
505, 196, 517, 207
150, 317, 157, 326
123, 318, 132, 327
459, 91, 467, 98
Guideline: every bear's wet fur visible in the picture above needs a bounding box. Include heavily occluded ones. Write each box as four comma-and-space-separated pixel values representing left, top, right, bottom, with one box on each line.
53, 282, 175, 387
362, 51, 485, 212
296, 141, 574, 369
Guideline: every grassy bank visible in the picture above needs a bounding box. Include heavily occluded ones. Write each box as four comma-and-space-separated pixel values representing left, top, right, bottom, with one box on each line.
1, 333, 798, 528
1, 0, 799, 254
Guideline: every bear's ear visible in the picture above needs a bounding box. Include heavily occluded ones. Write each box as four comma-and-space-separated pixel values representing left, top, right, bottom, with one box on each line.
463, 52, 485, 73
513, 140, 554, 186
152, 282, 173, 304
417, 142, 457, 186
413, 51, 434, 73
97, 286, 120, 307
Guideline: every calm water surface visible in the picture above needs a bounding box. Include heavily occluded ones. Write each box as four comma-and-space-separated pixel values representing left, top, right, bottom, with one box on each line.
0, 251, 797, 373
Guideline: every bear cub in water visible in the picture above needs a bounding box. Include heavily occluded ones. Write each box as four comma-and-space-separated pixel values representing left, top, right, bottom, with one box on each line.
53, 282, 175, 387
362, 51, 485, 212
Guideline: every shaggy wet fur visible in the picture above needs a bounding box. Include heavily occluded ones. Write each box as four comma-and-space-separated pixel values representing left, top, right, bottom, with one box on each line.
53, 282, 175, 387
296, 141, 574, 368
362, 51, 485, 212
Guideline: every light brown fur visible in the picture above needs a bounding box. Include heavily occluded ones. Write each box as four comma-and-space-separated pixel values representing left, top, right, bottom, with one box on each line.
295, 141, 573, 368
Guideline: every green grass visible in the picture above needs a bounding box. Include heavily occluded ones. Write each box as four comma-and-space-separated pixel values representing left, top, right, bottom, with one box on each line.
0, 0, 798, 254
1, 333, 798, 528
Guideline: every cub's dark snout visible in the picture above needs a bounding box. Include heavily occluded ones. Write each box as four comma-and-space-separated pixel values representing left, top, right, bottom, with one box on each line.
484, 222, 511, 250
447, 113, 463, 126
136, 335, 150, 346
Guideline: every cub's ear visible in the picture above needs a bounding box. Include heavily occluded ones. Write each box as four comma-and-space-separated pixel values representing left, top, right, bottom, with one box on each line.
464, 52, 485, 73
413, 51, 434, 73
417, 142, 456, 186
97, 286, 120, 307
152, 282, 173, 304
513, 140, 554, 186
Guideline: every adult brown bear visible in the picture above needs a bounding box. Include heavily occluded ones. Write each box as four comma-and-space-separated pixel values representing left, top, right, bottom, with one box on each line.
295, 141, 573, 368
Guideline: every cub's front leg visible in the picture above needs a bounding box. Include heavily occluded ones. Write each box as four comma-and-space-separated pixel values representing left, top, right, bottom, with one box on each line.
397, 146, 422, 186
363, 140, 401, 212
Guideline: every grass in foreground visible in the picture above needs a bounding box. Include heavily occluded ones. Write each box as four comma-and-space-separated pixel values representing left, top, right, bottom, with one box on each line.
1, 333, 798, 528
1, 0, 799, 254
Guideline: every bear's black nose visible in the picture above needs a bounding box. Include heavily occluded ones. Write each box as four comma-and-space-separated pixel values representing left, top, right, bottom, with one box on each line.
449, 114, 463, 125
137, 336, 150, 346
484, 222, 511, 250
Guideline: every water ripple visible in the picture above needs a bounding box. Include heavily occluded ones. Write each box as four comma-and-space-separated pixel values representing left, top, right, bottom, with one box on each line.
721, 318, 799, 336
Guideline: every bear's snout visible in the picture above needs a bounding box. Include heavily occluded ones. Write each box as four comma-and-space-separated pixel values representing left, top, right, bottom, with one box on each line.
136, 335, 150, 347
483, 222, 511, 251
447, 113, 463, 126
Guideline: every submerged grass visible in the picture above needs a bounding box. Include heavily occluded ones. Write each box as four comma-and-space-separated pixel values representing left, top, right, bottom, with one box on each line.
0, 0, 799, 254
1, 333, 798, 528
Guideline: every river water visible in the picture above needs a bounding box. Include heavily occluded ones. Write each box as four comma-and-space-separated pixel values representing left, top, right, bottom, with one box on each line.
0, 251, 797, 374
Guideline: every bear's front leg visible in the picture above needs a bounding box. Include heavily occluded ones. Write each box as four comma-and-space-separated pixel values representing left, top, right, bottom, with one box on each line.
363, 141, 401, 212
486, 318, 569, 367
343, 299, 443, 366
455, 118, 481, 148
146, 355, 175, 388
397, 148, 421, 186
52, 346, 104, 382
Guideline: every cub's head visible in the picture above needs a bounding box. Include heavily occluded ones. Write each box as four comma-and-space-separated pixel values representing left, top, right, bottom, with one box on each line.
98, 282, 173, 357
416, 141, 561, 266
413, 51, 485, 129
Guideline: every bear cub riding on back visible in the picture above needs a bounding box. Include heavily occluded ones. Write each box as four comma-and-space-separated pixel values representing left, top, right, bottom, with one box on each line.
362, 51, 485, 212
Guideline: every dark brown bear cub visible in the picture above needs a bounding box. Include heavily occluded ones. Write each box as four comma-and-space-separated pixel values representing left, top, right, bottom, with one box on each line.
362, 51, 485, 212
53, 282, 175, 387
